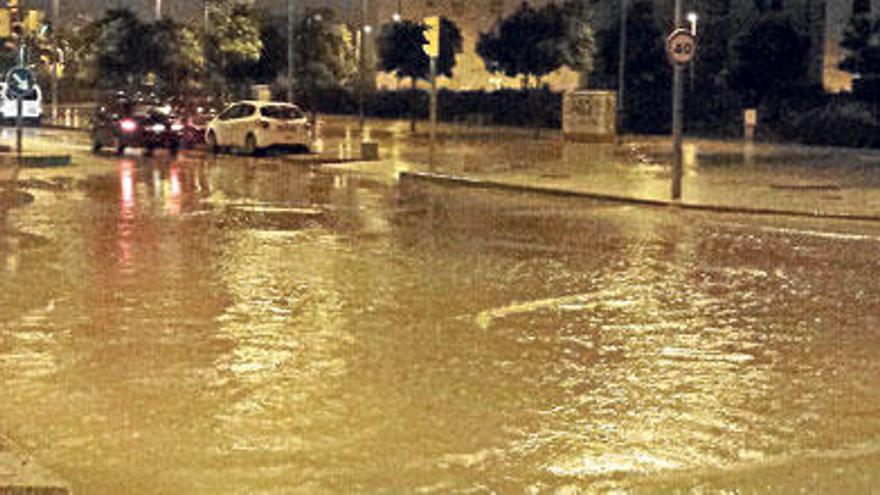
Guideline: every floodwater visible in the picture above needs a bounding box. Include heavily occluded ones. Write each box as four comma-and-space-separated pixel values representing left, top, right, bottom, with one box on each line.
2, 144, 880, 493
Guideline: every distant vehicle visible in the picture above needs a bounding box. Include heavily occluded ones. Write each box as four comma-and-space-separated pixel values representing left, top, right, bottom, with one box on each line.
0, 82, 43, 125
90, 97, 180, 155
172, 104, 219, 149
205, 101, 312, 156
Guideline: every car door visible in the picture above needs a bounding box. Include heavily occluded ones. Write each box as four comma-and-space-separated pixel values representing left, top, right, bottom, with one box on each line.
214, 104, 241, 146
233, 104, 257, 146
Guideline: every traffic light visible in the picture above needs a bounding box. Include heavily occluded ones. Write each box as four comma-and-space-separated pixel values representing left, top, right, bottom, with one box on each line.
0, 9, 10, 38
423, 16, 440, 58
24, 10, 43, 35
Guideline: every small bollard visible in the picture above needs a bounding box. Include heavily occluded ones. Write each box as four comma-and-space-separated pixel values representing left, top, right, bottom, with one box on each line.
360, 141, 379, 161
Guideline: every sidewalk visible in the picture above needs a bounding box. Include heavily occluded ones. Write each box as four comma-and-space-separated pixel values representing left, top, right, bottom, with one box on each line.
332, 116, 880, 221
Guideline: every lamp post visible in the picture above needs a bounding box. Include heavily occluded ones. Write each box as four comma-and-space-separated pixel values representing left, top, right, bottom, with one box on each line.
358, 0, 368, 131
616, 0, 627, 144
287, 0, 296, 103
51, 0, 60, 124
687, 11, 698, 92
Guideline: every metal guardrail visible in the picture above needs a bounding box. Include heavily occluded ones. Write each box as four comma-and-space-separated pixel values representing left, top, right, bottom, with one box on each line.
44, 104, 94, 129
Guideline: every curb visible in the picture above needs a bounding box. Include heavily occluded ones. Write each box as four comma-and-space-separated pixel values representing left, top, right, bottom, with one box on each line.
399, 171, 880, 224
0, 154, 72, 168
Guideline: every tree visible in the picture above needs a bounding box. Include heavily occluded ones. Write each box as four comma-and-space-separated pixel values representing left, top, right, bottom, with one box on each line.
245, 16, 287, 85
728, 13, 810, 106
68, 10, 205, 100
594, 0, 670, 132
560, 1, 596, 89
205, 0, 262, 99
149, 20, 204, 98
377, 17, 462, 130
70, 9, 153, 91
377, 17, 463, 83
476, 2, 592, 88
292, 9, 357, 119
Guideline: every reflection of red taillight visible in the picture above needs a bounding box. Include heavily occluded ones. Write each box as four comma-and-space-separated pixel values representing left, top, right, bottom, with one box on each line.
120, 119, 138, 133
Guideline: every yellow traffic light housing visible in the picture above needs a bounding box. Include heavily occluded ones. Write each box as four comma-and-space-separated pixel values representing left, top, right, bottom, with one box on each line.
24, 10, 44, 35
0, 9, 11, 38
423, 16, 440, 58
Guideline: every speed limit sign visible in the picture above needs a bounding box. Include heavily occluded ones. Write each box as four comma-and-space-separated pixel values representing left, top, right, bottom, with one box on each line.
666, 28, 696, 65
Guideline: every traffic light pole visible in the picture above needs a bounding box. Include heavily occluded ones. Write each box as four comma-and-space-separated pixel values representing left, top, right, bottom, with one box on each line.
429, 57, 437, 170
15, 35, 24, 162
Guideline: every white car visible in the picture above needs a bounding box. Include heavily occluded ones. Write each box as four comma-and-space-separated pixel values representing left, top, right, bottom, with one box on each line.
205, 101, 312, 155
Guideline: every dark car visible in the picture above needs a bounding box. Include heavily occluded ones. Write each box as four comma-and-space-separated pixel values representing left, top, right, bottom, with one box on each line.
172, 105, 218, 149
90, 99, 180, 156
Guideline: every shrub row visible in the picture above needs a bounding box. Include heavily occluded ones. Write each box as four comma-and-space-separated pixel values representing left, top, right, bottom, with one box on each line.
296, 88, 563, 129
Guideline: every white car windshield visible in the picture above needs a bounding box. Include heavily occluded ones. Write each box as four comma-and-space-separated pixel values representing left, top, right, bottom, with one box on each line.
260, 106, 303, 120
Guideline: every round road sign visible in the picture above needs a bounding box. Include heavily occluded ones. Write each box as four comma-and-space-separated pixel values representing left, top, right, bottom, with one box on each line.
666, 28, 696, 65
5, 67, 35, 97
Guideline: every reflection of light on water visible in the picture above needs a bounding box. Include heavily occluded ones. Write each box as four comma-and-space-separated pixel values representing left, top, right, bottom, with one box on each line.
548, 451, 681, 477
4, 236, 18, 273
167, 165, 181, 216
117, 160, 135, 270
152, 168, 162, 198
4, 252, 18, 272
120, 160, 135, 210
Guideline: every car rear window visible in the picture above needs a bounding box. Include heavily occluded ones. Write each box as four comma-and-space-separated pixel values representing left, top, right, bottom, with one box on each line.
260, 106, 303, 120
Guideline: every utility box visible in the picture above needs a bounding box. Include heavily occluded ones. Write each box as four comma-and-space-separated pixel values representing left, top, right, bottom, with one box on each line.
563, 90, 617, 143
252, 85, 271, 102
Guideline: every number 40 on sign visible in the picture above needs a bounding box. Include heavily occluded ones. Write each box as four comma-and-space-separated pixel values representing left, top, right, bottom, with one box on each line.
666, 28, 696, 65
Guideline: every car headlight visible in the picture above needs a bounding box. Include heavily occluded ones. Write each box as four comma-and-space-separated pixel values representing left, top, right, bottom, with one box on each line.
171, 123, 184, 132
150, 123, 167, 133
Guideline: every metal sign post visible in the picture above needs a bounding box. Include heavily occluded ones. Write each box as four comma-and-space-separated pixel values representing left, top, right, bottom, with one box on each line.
666, 6, 696, 200
7, 61, 34, 161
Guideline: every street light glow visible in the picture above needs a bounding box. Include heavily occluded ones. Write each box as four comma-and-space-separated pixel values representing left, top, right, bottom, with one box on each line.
687, 12, 698, 36
392, 12, 402, 22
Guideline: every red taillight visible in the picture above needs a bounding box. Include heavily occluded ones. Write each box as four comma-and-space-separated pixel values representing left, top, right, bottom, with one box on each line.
119, 119, 138, 133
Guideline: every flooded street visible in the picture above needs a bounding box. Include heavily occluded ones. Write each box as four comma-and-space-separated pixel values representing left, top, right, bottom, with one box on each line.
2, 134, 880, 493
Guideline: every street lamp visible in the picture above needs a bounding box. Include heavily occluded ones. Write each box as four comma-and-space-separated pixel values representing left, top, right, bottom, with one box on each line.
687, 12, 698, 36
